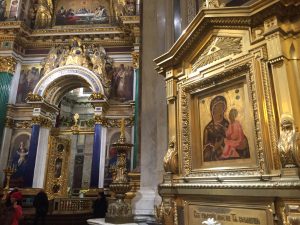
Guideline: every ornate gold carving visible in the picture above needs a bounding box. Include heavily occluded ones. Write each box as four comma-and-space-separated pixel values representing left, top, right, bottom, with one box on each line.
131, 52, 139, 69
163, 139, 178, 174
192, 36, 242, 71
106, 119, 134, 223
92, 116, 134, 127
155, 198, 178, 225
45, 136, 70, 199
26, 92, 43, 102
4, 117, 14, 128
14, 120, 32, 129
35, 0, 53, 29
278, 115, 299, 168
94, 115, 108, 126
109, 117, 134, 128
41, 38, 113, 93
202, 0, 223, 9
276, 200, 289, 225
180, 87, 191, 176
0, 56, 16, 74
89, 92, 105, 101
31, 116, 53, 128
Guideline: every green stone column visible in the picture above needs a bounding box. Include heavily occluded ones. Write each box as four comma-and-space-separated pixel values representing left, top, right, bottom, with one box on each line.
0, 72, 13, 144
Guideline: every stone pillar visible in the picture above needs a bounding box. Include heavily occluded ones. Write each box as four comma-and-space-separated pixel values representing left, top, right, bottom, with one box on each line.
99, 127, 107, 188
32, 126, 51, 188
0, 121, 13, 186
0, 57, 17, 187
90, 122, 102, 188
89, 94, 109, 188
8, 62, 21, 104
132, 0, 169, 222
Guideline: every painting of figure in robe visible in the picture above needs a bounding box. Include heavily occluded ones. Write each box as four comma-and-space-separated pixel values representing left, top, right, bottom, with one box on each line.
200, 84, 254, 164
111, 64, 134, 102
0, 0, 7, 21
16, 66, 41, 103
55, 0, 110, 25
9, 133, 30, 188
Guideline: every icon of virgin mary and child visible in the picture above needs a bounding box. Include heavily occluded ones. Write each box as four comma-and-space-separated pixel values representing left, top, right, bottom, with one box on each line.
203, 96, 250, 162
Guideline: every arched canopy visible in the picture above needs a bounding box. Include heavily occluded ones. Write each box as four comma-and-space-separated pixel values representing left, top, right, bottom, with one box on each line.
33, 65, 105, 105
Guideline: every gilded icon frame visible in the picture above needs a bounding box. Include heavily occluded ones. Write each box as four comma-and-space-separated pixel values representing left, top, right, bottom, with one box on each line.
180, 61, 270, 178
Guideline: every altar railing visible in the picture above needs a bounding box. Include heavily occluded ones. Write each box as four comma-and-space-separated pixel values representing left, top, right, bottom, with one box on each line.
52, 197, 93, 214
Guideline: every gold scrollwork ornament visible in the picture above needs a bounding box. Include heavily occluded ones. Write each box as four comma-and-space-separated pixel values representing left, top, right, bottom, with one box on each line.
155, 199, 178, 225
26, 92, 43, 102
0, 57, 16, 74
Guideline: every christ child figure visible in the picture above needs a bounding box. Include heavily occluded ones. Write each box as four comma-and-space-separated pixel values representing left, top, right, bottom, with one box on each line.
222, 108, 247, 159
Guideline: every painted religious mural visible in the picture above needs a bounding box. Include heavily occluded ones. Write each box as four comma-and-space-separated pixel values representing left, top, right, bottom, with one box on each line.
110, 63, 134, 103
199, 83, 254, 166
55, 0, 110, 25
9, 132, 31, 188
16, 65, 42, 104
0, 0, 7, 21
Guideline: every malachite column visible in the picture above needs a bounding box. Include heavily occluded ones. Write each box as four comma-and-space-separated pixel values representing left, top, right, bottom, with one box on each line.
133, 68, 140, 169
0, 72, 13, 145
24, 119, 41, 187
90, 122, 102, 187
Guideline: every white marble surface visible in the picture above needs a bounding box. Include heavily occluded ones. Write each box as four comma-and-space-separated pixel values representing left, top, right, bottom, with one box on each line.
0, 128, 13, 183
33, 127, 50, 188
87, 218, 138, 225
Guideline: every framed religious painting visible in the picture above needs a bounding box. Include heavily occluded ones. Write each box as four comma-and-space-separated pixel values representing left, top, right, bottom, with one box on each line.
181, 63, 268, 178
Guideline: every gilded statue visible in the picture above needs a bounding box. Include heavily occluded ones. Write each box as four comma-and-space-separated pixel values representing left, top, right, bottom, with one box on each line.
163, 139, 178, 174
278, 114, 299, 168
35, 0, 53, 29
65, 38, 86, 66
202, 0, 223, 9
73, 113, 79, 126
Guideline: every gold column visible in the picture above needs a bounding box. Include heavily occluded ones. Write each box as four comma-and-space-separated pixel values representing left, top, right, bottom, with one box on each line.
265, 16, 300, 129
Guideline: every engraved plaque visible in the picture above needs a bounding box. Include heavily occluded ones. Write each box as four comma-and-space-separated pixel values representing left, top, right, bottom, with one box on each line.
188, 204, 270, 225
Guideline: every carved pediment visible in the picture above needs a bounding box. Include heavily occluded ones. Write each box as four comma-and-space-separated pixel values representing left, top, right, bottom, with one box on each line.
192, 36, 242, 71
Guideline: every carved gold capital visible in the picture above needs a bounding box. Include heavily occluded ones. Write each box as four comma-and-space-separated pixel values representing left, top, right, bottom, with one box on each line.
4, 117, 14, 129
31, 116, 53, 128
131, 52, 139, 69
0, 57, 17, 74
94, 115, 108, 126
26, 92, 43, 102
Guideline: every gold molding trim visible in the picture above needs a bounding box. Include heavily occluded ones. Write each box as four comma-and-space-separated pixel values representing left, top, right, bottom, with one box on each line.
0, 57, 16, 74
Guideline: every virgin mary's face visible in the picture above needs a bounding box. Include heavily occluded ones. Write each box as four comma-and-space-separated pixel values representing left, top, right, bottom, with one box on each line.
212, 102, 225, 123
